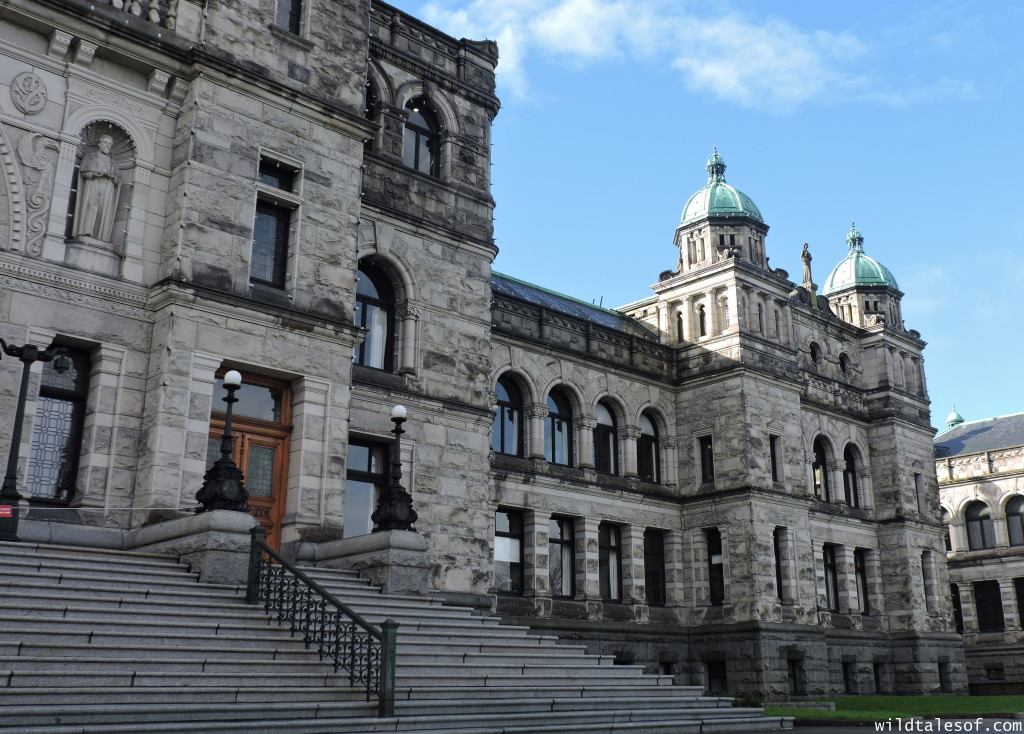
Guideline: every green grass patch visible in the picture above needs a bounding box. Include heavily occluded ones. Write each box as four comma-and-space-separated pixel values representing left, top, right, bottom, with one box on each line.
764, 696, 1024, 721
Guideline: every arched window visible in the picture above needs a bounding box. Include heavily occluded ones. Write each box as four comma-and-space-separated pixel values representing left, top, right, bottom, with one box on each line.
491, 375, 523, 456
812, 437, 831, 501
810, 342, 822, 368
941, 509, 952, 552
965, 501, 996, 550
698, 305, 707, 337
839, 353, 850, 377
676, 312, 684, 342
593, 401, 618, 475
403, 97, 439, 176
354, 262, 394, 371
545, 389, 573, 466
757, 303, 765, 334
1007, 496, 1024, 547
842, 445, 860, 508
774, 309, 781, 339
637, 412, 660, 483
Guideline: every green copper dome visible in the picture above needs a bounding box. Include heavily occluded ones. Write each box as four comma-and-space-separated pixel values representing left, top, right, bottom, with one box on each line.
680, 148, 763, 225
821, 223, 900, 295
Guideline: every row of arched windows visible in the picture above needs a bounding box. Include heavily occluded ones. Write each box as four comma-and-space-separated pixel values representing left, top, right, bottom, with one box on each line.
365, 80, 441, 178
951, 497, 1024, 551
491, 375, 663, 483
811, 436, 864, 507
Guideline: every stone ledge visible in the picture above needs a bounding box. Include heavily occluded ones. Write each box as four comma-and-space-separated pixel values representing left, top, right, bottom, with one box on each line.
316, 530, 429, 595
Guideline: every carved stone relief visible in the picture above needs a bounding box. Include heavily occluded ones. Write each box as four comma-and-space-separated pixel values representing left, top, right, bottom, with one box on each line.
16, 133, 59, 256
10, 73, 48, 115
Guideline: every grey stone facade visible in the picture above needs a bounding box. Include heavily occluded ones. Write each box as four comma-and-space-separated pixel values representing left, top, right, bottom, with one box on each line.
0, 0, 963, 700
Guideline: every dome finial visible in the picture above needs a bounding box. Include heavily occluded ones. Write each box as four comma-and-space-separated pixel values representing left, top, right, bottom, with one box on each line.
946, 404, 964, 429
706, 146, 727, 183
846, 221, 864, 251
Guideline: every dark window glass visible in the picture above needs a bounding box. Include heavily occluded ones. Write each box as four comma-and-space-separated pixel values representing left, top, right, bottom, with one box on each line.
707, 528, 724, 604
258, 160, 296, 192
698, 305, 707, 336
403, 98, 439, 176
638, 413, 660, 483
843, 445, 860, 507
599, 523, 621, 601
544, 390, 573, 466
942, 509, 953, 552
495, 509, 523, 594
810, 342, 822, 366
787, 658, 804, 695
974, 580, 1004, 632
644, 528, 666, 605
26, 348, 90, 503
275, 0, 301, 33
1007, 497, 1024, 547
812, 437, 830, 501
593, 401, 618, 475
1014, 578, 1024, 632
706, 660, 727, 694
699, 435, 715, 483
769, 434, 780, 483
823, 544, 839, 612
839, 353, 850, 376
854, 548, 870, 614
774, 527, 785, 602
252, 201, 290, 288
345, 440, 387, 538
354, 262, 395, 371
966, 501, 996, 550
491, 376, 523, 456
951, 583, 964, 633
213, 378, 283, 422
549, 517, 575, 598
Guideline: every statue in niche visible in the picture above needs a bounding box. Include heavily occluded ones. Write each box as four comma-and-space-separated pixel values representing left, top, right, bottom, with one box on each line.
71, 134, 120, 242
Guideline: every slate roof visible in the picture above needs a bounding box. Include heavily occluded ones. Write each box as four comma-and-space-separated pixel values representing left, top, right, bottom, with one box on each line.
934, 412, 1024, 458
490, 273, 658, 340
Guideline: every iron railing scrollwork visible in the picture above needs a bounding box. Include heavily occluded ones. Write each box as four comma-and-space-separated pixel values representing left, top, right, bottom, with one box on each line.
245, 526, 397, 716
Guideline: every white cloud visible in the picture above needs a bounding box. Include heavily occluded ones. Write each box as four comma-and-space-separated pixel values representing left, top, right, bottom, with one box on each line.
420, 1, 971, 113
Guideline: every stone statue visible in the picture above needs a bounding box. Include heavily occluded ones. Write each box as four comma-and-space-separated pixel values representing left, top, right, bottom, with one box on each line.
71, 135, 120, 242
800, 243, 813, 285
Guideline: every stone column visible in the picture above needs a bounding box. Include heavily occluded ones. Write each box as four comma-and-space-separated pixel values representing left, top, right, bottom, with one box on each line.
705, 292, 718, 336
857, 467, 874, 509
661, 437, 677, 487
827, 461, 845, 503
678, 299, 692, 342
525, 404, 548, 460
578, 517, 601, 616
577, 417, 596, 470
622, 524, 649, 622
121, 163, 152, 282
523, 510, 550, 614
77, 343, 129, 513
656, 303, 669, 344
621, 426, 639, 478
285, 377, 332, 546
805, 451, 816, 498
396, 302, 420, 375
949, 520, 967, 554
839, 545, 857, 613
664, 529, 685, 608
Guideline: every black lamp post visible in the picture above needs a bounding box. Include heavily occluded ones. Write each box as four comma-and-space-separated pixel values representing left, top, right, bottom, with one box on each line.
371, 405, 418, 532
0, 339, 69, 542
196, 369, 249, 513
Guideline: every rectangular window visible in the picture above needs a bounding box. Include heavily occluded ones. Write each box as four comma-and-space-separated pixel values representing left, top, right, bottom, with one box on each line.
644, 528, 666, 606
951, 583, 965, 633
854, 548, 870, 614
914, 473, 925, 513
769, 434, 781, 482
548, 517, 575, 598
494, 509, 524, 595
344, 440, 387, 538
275, 0, 302, 34
787, 657, 804, 695
706, 528, 724, 605
252, 156, 300, 290
823, 544, 839, 612
1014, 578, 1024, 629
26, 347, 90, 503
842, 660, 856, 694
599, 523, 622, 601
773, 527, 786, 603
699, 435, 715, 483
705, 659, 727, 694
973, 580, 1005, 632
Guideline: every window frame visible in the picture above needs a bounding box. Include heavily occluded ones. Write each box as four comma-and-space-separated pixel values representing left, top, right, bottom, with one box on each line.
548, 516, 576, 599
854, 548, 870, 614
842, 445, 860, 508
598, 523, 622, 602
353, 261, 396, 372
494, 508, 524, 595
812, 437, 831, 501
252, 155, 301, 291
769, 434, 781, 483
823, 543, 840, 612
344, 438, 388, 538
698, 435, 715, 484
973, 579, 1005, 633
593, 401, 618, 475
544, 390, 573, 466
274, 0, 303, 34
492, 375, 524, 457
1007, 496, 1024, 547
644, 528, 667, 606
637, 413, 660, 484
966, 501, 996, 551
403, 97, 440, 177
706, 527, 724, 605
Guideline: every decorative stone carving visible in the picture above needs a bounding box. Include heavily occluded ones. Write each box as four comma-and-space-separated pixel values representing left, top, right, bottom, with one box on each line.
75, 40, 98, 66
48, 30, 72, 58
10, 73, 48, 115
16, 133, 59, 256
71, 134, 120, 242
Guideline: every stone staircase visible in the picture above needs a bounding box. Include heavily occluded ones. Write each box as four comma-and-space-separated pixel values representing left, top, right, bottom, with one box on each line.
0, 541, 791, 733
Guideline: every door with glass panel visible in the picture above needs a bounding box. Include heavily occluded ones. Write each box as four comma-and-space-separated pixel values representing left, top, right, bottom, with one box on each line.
207, 373, 291, 549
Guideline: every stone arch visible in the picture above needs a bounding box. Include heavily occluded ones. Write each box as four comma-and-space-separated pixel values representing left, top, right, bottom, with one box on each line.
997, 491, 1024, 515
355, 245, 417, 304
490, 366, 537, 407
394, 81, 459, 135
366, 59, 395, 107
0, 125, 26, 253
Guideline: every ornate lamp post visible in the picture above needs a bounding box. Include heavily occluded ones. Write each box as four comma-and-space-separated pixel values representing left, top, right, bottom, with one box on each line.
0, 339, 69, 542
196, 370, 249, 513
371, 405, 418, 532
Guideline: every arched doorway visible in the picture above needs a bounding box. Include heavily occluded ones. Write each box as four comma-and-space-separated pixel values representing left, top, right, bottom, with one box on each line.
207, 371, 292, 549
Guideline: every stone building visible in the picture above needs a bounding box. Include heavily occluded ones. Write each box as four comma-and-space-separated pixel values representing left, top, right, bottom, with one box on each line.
0, 0, 963, 700
936, 410, 1024, 691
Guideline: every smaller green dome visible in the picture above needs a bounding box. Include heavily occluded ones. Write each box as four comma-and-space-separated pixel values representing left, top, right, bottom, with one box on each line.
821, 222, 900, 295
680, 147, 763, 225
946, 405, 964, 428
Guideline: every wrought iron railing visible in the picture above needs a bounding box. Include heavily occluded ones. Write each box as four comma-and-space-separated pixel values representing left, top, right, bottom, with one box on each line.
245, 527, 397, 716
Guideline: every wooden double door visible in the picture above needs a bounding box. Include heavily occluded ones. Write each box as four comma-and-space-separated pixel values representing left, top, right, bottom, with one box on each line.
207, 373, 291, 549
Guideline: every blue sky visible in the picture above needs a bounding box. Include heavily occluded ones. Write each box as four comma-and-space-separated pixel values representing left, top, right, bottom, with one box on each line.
391, 0, 1023, 431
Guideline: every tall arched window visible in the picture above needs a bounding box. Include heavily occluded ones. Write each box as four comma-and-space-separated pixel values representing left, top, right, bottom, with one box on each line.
545, 390, 573, 466
593, 401, 618, 475
842, 445, 860, 508
1007, 496, 1024, 547
697, 305, 707, 337
354, 262, 394, 371
965, 501, 996, 550
403, 97, 439, 176
941, 509, 953, 552
812, 437, 831, 501
637, 412, 660, 483
491, 375, 523, 456
757, 303, 765, 334
810, 342, 822, 368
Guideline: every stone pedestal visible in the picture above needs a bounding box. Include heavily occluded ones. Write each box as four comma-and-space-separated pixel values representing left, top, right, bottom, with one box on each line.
64, 236, 122, 277
316, 530, 429, 595
126, 510, 258, 585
